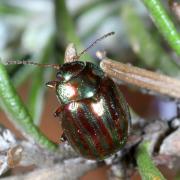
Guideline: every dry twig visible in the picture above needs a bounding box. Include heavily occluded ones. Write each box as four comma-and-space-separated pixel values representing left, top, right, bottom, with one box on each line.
0, 159, 97, 180
0, 125, 96, 179
169, 0, 180, 21
98, 53, 180, 99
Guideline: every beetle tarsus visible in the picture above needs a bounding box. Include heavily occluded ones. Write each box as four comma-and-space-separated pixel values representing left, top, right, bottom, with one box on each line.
54, 106, 63, 117
46, 81, 58, 89
60, 133, 67, 142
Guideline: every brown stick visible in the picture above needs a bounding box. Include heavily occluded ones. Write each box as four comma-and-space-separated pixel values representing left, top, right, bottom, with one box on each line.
100, 58, 180, 99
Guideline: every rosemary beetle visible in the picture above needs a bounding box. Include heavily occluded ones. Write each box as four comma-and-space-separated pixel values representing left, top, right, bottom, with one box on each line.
6, 32, 131, 160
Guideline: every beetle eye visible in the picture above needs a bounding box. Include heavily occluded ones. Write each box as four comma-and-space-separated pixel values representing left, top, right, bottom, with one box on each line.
56, 72, 64, 81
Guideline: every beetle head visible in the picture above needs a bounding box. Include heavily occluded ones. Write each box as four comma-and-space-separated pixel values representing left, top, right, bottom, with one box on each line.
56, 61, 85, 82
55, 62, 104, 105
5, 32, 115, 105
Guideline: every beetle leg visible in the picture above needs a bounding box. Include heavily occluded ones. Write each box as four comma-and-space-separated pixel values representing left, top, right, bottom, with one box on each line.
54, 106, 63, 117
46, 81, 58, 89
60, 133, 67, 142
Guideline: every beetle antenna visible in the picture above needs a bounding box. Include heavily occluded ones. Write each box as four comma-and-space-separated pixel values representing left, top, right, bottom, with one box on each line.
5, 60, 61, 70
76, 31, 115, 59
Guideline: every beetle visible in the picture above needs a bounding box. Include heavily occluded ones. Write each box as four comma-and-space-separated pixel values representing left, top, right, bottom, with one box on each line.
6, 32, 131, 160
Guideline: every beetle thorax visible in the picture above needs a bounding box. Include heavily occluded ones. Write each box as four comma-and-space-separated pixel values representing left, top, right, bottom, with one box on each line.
55, 61, 104, 105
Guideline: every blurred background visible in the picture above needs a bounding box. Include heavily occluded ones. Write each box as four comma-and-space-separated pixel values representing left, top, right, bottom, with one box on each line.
0, 0, 179, 179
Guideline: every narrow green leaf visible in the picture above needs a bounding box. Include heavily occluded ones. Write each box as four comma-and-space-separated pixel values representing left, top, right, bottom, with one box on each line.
54, 0, 93, 62
0, 63, 57, 151
11, 65, 35, 87
0, 4, 27, 15
81, 2, 120, 41
74, 0, 113, 20
28, 37, 54, 125
142, 0, 180, 56
136, 142, 166, 180
121, 4, 180, 77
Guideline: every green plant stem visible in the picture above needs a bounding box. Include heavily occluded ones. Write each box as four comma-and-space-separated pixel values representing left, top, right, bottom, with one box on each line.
11, 65, 35, 87
136, 142, 166, 180
0, 63, 57, 151
121, 4, 180, 77
74, 0, 112, 20
54, 0, 93, 62
141, 0, 180, 56
28, 37, 54, 125
0, 4, 27, 15
81, 1, 120, 41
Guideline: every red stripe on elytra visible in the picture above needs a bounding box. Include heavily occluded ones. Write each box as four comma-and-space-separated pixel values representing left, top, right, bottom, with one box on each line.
77, 105, 105, 157
112, 85, 129, 139
105, 90, 123, 141
88, 101, 115, 152
100, 78, 124, 142
64, 109, 93, 157
115, 95, 128, 136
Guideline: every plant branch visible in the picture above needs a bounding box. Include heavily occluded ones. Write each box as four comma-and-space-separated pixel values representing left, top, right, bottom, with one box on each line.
169, 0, 180, 21
0, 161, 97, 180
100, 58, 180, 99
141, 0, 180, 56
0, 126, 78, 176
